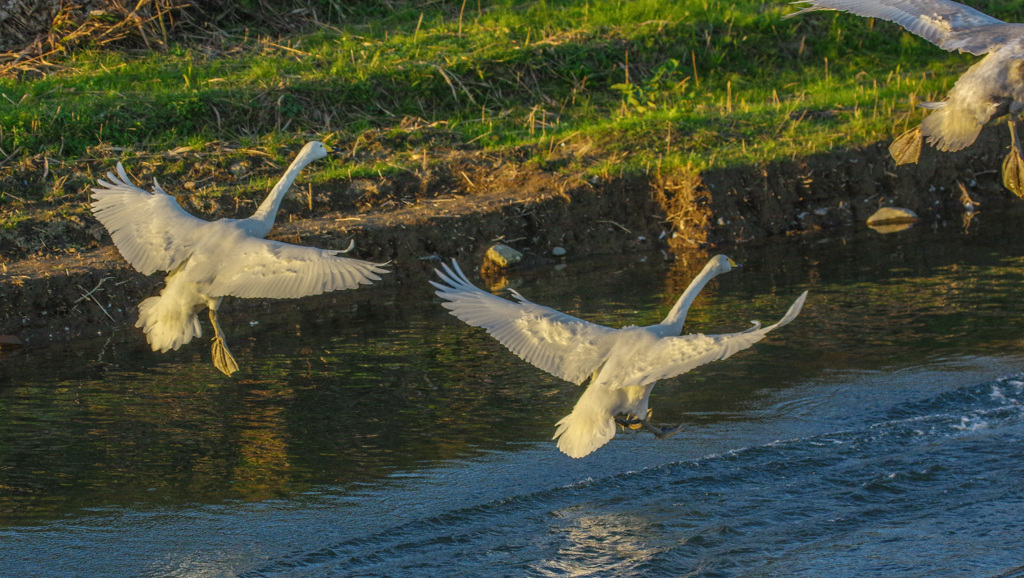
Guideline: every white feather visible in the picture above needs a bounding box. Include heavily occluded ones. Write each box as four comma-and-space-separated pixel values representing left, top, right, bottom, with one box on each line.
789, 0, 1024, 157
787, 0, 1012, 56
90, 141, 388, 375
432, 257, 807, 458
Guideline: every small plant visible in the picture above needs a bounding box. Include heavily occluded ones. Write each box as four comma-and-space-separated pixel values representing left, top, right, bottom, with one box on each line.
611, 58, 688, 116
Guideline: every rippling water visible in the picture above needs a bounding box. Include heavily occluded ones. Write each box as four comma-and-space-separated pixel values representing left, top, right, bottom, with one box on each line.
3, 207, 1024, 575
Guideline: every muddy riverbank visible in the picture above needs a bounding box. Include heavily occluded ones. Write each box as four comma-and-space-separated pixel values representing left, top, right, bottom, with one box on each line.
0, 130, 1013, 348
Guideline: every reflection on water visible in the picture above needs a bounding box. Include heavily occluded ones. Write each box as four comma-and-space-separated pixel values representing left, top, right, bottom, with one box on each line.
3, 203, 1024, 573
538, 509, 671, 576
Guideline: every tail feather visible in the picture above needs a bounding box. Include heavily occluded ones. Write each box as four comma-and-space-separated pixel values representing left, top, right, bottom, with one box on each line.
135, 293, 202, 352
553, 404, 616, 459
920, 103, 985, 152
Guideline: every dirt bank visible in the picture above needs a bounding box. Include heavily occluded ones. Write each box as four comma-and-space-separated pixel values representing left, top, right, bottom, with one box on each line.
0, 130, 1013, 348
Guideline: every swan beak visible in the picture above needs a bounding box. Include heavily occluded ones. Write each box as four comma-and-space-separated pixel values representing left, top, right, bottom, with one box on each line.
727, 258, 741, 268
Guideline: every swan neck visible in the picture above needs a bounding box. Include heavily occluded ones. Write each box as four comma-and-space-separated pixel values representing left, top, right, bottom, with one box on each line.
248, 151, 316, 236
659, 261, 720, 332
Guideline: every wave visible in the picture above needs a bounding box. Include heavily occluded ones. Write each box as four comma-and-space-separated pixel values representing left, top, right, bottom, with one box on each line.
243, 375, 1024, 577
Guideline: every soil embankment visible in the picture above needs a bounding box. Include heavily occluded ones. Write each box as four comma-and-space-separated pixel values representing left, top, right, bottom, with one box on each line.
0, 130, 1012, 347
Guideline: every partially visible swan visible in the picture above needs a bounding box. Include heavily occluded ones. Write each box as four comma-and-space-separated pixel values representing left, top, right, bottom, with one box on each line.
788, 0, 1024, 196
431, 256, 808, 458
91, 141, 388, 375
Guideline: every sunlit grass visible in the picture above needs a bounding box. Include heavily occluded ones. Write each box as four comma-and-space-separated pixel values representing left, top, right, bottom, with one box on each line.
0, 0, 1020, 209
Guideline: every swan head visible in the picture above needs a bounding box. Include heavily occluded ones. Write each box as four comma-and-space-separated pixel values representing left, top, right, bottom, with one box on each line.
298, 141, 332, 163
657, 254, 739, 330
709, 254, 739, 275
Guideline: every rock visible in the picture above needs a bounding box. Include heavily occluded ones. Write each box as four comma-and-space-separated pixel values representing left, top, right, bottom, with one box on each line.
867, 207, 919, 234
229, 161, 250, 177
486, 244, 523, 268
0, 335, 23, 348
551, 246, 567, 257
866, 207, 918, 225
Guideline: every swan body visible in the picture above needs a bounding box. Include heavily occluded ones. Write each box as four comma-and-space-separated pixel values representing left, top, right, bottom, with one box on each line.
91, 141, 389, 375
431, 256, 808, 458
789, 0, 1024, 196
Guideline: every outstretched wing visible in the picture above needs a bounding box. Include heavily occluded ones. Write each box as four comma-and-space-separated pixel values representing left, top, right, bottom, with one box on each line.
788, 0, 1019, 55
206, 237, 388, 299
613, 291, 808, 389
91, 162, 209, 275
430, 260, 617, 385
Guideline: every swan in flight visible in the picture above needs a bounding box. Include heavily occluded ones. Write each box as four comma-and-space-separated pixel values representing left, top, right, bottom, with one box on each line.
431, 256, 808, 458
91, 141, 388, 375
788, 0, 1024, 196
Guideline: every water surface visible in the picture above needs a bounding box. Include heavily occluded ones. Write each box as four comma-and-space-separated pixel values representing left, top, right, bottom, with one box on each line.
3, 207, 1024, 575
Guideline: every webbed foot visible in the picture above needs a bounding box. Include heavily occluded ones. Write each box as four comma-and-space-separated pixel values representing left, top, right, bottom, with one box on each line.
615, 408, 654, 431
641, 422, 686, 439
211, 336, 239, 376
889, 126, 922, 166
615, 416, 644, 431
1002, 150, 1024, 198
1004, 118, 1024, 199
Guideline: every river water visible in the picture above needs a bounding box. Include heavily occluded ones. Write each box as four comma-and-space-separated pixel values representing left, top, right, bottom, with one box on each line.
2, 206, 1024, 576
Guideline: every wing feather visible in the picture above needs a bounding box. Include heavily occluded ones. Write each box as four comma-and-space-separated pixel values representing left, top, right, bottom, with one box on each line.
90, 162, 209, 274
207, 237, 388, 299
430, 260, 617, 385
613, 291, 808, 388
788, 0, 1017, 55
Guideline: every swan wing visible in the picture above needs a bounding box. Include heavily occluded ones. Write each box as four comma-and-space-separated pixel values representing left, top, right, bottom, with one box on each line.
90, 162, 208, 275
207, 237, 388, 299
614, 291, 808, 388
788, 0, 1017, 55
431, 260, 617, 385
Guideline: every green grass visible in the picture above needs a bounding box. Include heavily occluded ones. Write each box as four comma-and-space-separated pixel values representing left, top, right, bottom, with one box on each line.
1, 0, 1022, 212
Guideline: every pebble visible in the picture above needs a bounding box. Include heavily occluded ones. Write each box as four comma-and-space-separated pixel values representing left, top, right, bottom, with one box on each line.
486, 244, 523, 267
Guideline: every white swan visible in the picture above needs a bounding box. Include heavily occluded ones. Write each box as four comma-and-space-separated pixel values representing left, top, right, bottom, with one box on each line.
788, 0, 1024, 196
431, 256, 808, 458
91, 141, 388, 375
